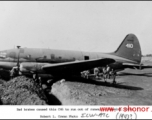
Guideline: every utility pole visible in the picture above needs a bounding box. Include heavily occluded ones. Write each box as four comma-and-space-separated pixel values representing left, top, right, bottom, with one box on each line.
17, 46, 21, 72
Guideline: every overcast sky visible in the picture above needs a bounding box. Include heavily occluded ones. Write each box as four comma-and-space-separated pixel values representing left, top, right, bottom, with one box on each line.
0, 1, 152, 55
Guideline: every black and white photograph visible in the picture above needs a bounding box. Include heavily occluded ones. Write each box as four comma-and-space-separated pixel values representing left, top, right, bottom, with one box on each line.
0, 1, 152, 107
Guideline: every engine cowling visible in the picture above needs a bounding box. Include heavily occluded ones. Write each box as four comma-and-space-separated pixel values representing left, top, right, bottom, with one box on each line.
19, 62, 48, 73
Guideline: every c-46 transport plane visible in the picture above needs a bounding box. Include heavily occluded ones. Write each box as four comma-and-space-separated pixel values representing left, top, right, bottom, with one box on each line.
0, 34, 144, 83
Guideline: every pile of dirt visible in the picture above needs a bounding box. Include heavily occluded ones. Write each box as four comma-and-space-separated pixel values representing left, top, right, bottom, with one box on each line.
0, 76, 48, 105
51, 80, 108, 105
0, 79, 6, 105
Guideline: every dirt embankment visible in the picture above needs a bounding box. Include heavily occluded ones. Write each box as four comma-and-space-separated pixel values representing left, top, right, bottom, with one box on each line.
0, 76, 48, 105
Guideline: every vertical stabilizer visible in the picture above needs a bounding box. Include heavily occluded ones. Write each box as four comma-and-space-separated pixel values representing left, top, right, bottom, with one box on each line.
113, 34, 142, 64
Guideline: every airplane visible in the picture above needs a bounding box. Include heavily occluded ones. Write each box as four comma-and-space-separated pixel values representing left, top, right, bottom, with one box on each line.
0, 33, 147, 84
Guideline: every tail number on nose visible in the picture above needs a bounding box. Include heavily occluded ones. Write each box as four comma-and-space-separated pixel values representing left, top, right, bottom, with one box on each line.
126, 44, 133, 48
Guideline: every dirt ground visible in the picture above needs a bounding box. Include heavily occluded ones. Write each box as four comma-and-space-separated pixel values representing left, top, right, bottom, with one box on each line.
51, 67, 152, 105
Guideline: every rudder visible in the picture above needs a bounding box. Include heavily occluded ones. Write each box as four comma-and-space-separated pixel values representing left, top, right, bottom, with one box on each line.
113, 34, 142, 64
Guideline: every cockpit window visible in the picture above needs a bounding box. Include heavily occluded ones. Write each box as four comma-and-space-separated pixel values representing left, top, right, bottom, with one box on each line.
0, 51, 7, 58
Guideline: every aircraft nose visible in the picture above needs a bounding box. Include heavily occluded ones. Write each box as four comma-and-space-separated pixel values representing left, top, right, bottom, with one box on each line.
0, 51, 7, 58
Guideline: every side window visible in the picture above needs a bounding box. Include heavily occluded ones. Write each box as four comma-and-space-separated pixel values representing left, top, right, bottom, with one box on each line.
84, 56, 89, 60
44, 56, 47, 59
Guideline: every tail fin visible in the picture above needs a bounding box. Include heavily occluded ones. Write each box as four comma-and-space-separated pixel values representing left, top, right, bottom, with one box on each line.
113, 34, 142, 64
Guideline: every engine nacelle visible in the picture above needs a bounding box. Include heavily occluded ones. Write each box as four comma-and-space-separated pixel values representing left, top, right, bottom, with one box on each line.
20, 62, 48, 73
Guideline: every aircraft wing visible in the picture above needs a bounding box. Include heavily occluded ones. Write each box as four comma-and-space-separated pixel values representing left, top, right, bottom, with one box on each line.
139, 64, 152, 69
122, 63, 152, 70
42, 58, 115, 76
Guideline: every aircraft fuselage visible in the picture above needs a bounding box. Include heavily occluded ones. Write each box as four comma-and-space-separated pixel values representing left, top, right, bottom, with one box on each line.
0, 48, 136, 64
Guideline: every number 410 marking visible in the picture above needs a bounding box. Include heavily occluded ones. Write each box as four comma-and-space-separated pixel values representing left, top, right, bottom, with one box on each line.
126, 44, 133, 48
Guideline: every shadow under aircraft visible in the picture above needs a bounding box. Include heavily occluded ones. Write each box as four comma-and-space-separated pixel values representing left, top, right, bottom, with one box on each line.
118, 72, 152, 77
66, 76, 143, 91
